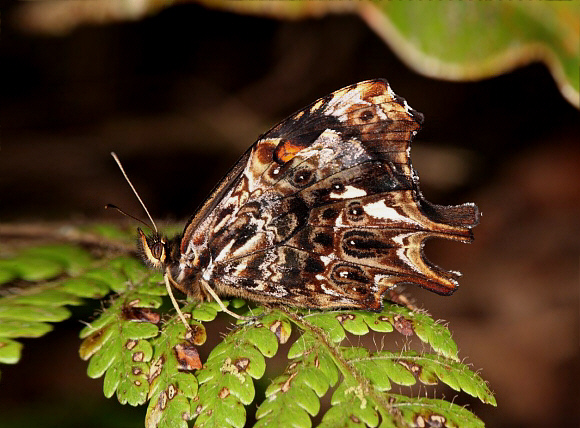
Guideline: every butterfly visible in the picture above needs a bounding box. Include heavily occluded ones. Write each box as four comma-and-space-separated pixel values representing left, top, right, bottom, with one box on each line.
133, 79, 479, 322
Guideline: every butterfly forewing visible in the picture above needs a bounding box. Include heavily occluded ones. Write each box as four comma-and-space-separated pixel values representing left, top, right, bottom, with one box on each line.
177, 79, 479, 310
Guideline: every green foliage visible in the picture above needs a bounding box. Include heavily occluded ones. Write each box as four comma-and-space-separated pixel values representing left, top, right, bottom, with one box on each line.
79, 291, 162, 405
200, 0, 580, 108
0, 225, 495, 427
16, 1, 579, 107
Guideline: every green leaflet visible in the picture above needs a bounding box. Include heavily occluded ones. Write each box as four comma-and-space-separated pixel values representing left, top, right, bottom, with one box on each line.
79, 291, 162, 406
0, 244, 88, 354
255, 340, 339, 428
288, 305, 458, 361
0, 230, 167, 366
0, 245, 94, 284
386, 394, 486, 428
146, 309, 203, 428
303, 312, 346, 343
396, 351, 496, 406
323, 376, 380, 427
323, 375, 486, 427
20, 245, 94, 275
0, 255, 63, 282
192, 322, 279, 427
373, 305, 459, 361
0, 338, 23, 364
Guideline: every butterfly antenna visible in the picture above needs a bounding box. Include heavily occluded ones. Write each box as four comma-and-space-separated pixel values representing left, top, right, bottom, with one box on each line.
111, 152, 158, 233
104, 204, 152, 231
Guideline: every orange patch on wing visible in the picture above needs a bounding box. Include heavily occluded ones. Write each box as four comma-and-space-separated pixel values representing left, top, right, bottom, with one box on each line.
274, 140, 304, 163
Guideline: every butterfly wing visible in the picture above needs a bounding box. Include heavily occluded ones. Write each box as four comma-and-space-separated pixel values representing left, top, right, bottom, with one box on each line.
183, 79, 479, 310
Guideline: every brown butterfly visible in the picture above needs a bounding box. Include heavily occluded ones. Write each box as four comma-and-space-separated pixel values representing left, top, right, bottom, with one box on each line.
124, 79, 478, 323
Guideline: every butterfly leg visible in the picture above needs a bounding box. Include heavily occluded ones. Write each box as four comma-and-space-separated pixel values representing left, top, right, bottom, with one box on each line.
164, 271, 191, 330
199, 279, 250, 321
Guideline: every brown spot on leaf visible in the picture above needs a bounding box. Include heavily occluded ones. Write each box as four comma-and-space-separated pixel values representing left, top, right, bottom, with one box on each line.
194, 404, 202, 417
159, 391, 168, 410
269, 320, 290, 344
79, 326, 110, 359
398, 360, 421, 376
234, 357, 250, 372
133, 351, 144, 362
125, 339, 138, 350
429, 414, 447, 426
134, 380, 141, 386
336, 314, 356, 323
281, 372, 298, 393
174, 343, 202, 371
219, 387, 230, 399
393, 315, 414, 336
132, 367, 142, 375
168, 384, 177, 400
415, 415, 426, 427
122, 304, 161, 324
185, 324, 207, 346
350, 415, 360, 423
149, 356, 164, 382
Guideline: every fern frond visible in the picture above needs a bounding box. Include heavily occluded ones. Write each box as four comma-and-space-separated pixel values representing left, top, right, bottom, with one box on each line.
192, 315, 282, 427
0, 244, 95, 377
79, 290, 162, 405
396, 351, 496, 405
0, 225, 496, 426
145, 305, 204, 428
255, 331, 339, 427
385, 394, 486, 427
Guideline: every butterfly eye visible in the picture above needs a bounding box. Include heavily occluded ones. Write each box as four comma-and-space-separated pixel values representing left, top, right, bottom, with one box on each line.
151, 242, 164, 260
346, 202, 365, 222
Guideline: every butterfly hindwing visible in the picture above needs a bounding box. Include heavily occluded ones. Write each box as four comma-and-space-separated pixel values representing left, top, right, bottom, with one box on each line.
177, 79, 479, 310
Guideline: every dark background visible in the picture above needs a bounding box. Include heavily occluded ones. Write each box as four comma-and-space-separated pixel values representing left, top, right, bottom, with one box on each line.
1, 4, 579, 427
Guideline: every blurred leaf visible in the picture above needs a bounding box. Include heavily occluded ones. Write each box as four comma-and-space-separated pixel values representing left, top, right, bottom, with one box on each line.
361, 1, 580, 107
0, 338, 23, 364
16, 0, 579, 106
